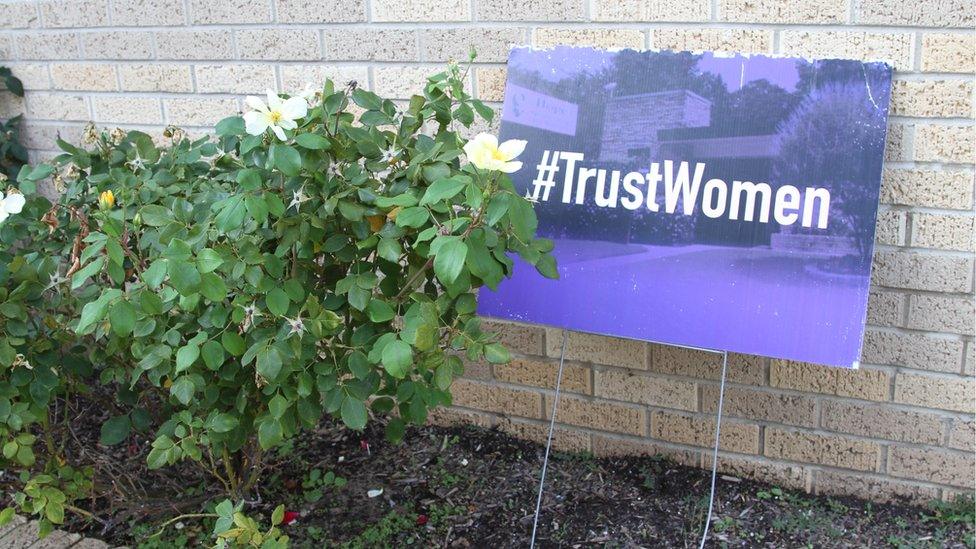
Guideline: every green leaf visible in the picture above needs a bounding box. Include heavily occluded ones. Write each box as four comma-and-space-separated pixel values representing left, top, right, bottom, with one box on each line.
215, 116, 245, 136
420, 176, 467, 205
170, 376, 195, 405
394, 207, 429, 228
340, 396, 367, 430
295, 133, 331, 150
99, 415, 131, 446
258, 419, 283, 449
381, 339, 412, 379
175, 343, 200, 373
207, 413, 239, 433
271, 144, 302, 176
535, 254, 559, 279
71, 256, 104, 290
139, 205, 173, 227
385, 417, 406, 443
367, 299, 395, 323
196, 249, 224, 273
108, 299, 137, 337
483, 343, 510, 364
269, 394, 288, 419
266, 287, 290, 316
433, 238, 467, 285
142, 260, 168, 289
168, 262, 201, 296
215, 195, 246, 232
202, 340, 225, 370
222, 332, 245, 356
351, 89, 383, 110
256, 346, 283, 380
199, 272, 227, 302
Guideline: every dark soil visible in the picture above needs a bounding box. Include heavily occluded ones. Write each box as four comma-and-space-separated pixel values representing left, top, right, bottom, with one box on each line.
11, 414, 975, 548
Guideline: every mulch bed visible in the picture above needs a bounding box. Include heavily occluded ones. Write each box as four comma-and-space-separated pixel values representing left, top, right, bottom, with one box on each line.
8, 414, 975, 548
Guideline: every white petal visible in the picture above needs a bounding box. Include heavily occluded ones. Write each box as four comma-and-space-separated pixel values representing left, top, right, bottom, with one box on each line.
278, 118, 298, 130
279, 97, 308, 120
472, 133, 498, 150
366, 488, 384, 498
243, 112, 269, 136
0, 209, 8, 223
498, 139, 527, 161
270, 125, 287, 141
3, 193, 25, 214
499, 160, 523, 174
245, 96, 267, 113
266, 90, 281, 110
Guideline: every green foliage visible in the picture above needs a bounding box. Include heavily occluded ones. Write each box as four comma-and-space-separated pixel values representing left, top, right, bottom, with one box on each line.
0, 60, 556, 542
0, 67, 26, 180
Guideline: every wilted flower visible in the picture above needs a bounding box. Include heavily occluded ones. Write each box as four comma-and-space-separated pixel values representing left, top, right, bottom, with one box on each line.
0, 190, 26, 223
82, 122, 98, 145
163, 125, 186, 143
296, 83, 319, 109
110, 127, 125, 144
98, 190, 115, 210
380, 147, 400, 165
285, 316, 305, 338
463, 133, 527, 173
243, 90, 308, 141
288, 186, 310, 212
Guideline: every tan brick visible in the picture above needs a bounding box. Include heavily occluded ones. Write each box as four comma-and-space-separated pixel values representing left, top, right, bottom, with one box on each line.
889, 446, 975, 489
495, 357, 590, 394
815, 470, 940, 504
719, 0, 846, 23
459, 357, 491, 380
766, 428, 880, 471
276, 0, 366, 22
237, 29, 321, 60
0, 36, 11, 61
595, 368, 697, 410
867, 290, 904, 327
451, 378, 541, 418
428, 406, 493, 428
856, 0, 974, 28
862, 330, 965, 372
650, 345, 765, 385
50, 63, 117, 91
702, 386, 818, 427
894, 372, 975, 413
653, 28, 772, 54
821, 400, 945, 445
376, 66, 460, 99
112, 0, 185, 26
948, 419, 975, 451
716, 456, 808, 490
0, 92, 26, 118
164, 97, 238, 127
871, 251, 973, 293
593, 0, 709, 22
325, 29, 418, 61
372, 0, 470, 22
891, 80, 973, 118
92, 96, 162, 125
907, 295, 975, 336
964, 344, 974, 376
195, 64, 277, 95
651, 410, 759, 453
780, 31, 913, 71
40, 0, 108, 28
156, 30, 235, 60
1, 1, 39, 29
546, 329, 648, 370
189, 0, 271, 23
771, 361, 891, 402
119, 64, 193, 93
547, 394, 646, 435
280, 65, 368, 93
26, 92, 88, 120
880, 168, 974, 210
914, 124, 975, 164
81, 31, 154, 60
420, 28, 525, 63
533, 28, 645, 49
911, 213, 974, 252
592, 433, 700, 466
921, 33, 976, 73
497, 417, 590, 452
885, 122, 910, 162
6, 63, 51, 90
479, 0, 585, 21
874, 210, 905, 246
475, 67, 506, 103
15, 32, 79, 60
22, 123, 85, 150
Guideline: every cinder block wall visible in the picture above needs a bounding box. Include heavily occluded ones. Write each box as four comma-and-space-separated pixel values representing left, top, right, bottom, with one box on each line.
0, 0, 973, 504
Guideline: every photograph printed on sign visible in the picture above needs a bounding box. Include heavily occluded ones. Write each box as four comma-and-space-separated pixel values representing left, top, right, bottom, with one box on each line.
477, 46, 894, 368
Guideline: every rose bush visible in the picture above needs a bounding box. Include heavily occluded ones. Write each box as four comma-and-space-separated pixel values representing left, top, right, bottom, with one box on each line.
0, 61, 556, 542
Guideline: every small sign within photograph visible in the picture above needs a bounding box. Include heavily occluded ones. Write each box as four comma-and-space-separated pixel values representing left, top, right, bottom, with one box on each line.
479, 46, 894, 368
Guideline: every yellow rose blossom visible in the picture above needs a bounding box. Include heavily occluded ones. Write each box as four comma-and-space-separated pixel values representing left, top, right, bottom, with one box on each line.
462, 133, 527, 173
98, 190, 115, 210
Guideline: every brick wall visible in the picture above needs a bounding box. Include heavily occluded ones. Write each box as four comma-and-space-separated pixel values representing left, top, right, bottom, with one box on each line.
0, 0, 973, 503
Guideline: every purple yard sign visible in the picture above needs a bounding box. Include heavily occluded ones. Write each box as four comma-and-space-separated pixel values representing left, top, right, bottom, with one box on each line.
478, 46, 894, 368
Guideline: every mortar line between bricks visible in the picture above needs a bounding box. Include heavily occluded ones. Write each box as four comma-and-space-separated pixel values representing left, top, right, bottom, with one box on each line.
452, 404, 975, 492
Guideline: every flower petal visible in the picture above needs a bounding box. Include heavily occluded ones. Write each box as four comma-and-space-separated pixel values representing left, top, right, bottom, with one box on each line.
279, 96, 308, 121
0, 209, 8, 223
499, 160, 523, 174
3, 193, 25, 214
498, 139, 527, 161
245, 96, 267, 113
271, 124, 287, 141
243, 112, 269, 136
266, 90, 281, 110
278, 118, 298, 130
473, 132, 498, 150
